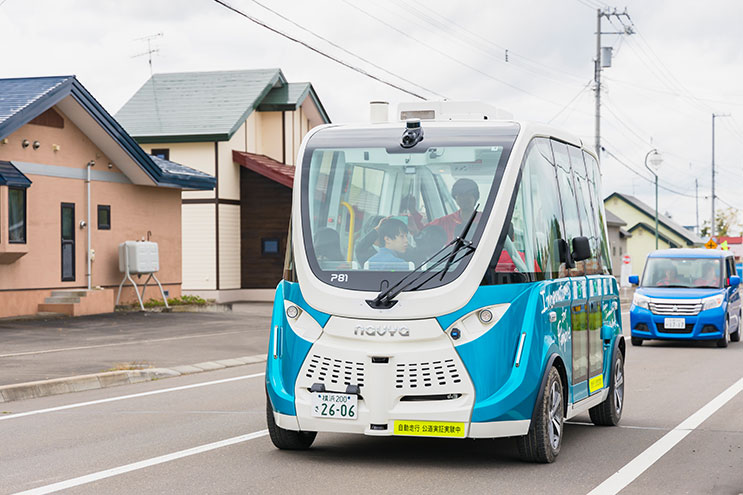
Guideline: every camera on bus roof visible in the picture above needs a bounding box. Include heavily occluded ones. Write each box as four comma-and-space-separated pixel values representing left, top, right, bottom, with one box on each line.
400, 119, 424, 149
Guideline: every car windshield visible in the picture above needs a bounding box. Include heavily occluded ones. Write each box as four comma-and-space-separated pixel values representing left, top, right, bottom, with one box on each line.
300, 125, 519, 291
642, 257, 722, 289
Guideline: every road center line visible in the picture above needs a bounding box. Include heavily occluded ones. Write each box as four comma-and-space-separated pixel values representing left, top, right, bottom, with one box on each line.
12, 429, 269, 495
0, 330, 245, 358
587, 375, 743, 495
0, 372, 265, 421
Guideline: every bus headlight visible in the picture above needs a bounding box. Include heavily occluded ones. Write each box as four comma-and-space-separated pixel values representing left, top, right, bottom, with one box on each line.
702, 294, 725, 311
632, 293, 650, 310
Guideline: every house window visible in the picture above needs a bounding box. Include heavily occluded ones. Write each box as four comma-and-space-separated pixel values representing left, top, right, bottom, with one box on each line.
612, 246, 616, 256
151, 148, 170, 160
262, 238, 280, 255
8, 187, 26, 243
98, 205, 111, 230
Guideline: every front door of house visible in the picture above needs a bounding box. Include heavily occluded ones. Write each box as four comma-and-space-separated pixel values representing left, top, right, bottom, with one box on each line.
61, 203, 75, 281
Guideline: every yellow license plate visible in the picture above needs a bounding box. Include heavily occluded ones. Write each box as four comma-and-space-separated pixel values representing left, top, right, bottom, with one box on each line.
392, 420, 465, 438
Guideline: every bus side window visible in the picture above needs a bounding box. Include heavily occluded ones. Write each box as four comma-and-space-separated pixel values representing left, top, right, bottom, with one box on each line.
552, 141, 583, 277
482, 138, 564, 285
584, 151, 612, 275
569, 145, 601, 275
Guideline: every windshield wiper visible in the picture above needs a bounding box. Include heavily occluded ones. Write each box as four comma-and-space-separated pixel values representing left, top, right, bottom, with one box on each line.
368, 207, 479, 309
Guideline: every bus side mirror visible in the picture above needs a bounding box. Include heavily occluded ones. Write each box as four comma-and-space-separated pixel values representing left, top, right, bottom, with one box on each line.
629, 275, 639, 285
729, 276, 740, 288
572, 236, 591, 262
556, 239, 574, 268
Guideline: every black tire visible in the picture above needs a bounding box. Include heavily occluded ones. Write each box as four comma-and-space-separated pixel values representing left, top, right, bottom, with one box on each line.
517, 367, 563, 463
266, 398, 316, 450
630, 336, 643, 346
731, 310, 741, 342
589, 350, 625, 426
717, 318, 729, 348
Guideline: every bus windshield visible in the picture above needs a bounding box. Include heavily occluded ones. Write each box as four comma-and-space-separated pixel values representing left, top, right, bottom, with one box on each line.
642, 257, 722, 289
300, 125, 518, 291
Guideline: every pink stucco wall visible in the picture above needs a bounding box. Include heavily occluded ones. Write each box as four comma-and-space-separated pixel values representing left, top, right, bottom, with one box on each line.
0, 107, 182, 318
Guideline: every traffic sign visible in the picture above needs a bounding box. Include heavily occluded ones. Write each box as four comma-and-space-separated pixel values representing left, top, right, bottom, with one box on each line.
705, 238, 718, 249
721, 240, 729, 250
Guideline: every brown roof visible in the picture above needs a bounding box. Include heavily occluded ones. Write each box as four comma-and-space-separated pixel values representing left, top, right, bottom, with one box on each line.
233, 150, 294, 188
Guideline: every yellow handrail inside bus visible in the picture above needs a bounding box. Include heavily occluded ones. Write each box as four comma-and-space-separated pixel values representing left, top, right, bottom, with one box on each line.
340, 201, 355, 262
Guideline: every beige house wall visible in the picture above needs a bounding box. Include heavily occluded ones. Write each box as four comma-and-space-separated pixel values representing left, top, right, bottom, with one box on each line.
181, 203, 216, 290
142, 142, 215, 201
219, 203, 241, 289
0, 111, 183, 317
260, 112, 283, 163
218, 122, 247, 201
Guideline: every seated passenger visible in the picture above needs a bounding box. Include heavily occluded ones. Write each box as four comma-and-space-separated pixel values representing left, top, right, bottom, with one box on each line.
367, 218, 408, 266
314, 227, 344, 263
656, 265, 681, 287
695, 262, 720, 287
427, 178, 482, 242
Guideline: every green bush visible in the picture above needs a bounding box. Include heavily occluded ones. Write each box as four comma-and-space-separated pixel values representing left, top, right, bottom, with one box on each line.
142, 295, 209, 308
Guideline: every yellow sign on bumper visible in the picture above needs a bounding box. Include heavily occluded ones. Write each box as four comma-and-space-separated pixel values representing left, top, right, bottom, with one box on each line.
393, 420, 466, 438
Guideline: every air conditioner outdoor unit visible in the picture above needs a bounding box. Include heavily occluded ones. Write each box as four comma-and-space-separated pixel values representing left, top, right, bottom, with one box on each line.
115, 240, 168, 310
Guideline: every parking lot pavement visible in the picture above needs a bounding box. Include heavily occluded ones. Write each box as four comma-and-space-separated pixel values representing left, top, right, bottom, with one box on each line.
0, 305, 273, 400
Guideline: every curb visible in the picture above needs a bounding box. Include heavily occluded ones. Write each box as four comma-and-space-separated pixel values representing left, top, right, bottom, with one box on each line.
0, 354, 267, 404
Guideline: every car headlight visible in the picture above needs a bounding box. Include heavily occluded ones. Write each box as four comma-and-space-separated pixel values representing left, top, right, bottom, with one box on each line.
702, 294, 725, 311
632, 293, 650, 310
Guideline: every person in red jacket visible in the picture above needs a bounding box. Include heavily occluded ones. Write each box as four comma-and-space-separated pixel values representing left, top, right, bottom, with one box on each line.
428, 178, 482, 242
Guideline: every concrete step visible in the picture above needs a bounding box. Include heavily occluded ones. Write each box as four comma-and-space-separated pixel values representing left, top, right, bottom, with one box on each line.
36, 311, 67, 318
51, 290, 89, 298
37, 303, 75, 316
44, 296, 81, 304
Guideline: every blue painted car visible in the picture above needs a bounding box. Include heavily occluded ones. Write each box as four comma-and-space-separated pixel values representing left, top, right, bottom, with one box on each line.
629, 249, 741, 347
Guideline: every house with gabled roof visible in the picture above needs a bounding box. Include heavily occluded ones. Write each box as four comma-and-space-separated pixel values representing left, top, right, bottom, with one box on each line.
604, 192, 704, 272
0, 75, 215, 318
116, 69, 330, 301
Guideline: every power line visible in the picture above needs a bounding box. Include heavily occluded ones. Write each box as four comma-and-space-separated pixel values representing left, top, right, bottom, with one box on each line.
548, 79, 593, 123
244, 0, 447, 99
339, 0, 570, 108
211, 0, 429, 100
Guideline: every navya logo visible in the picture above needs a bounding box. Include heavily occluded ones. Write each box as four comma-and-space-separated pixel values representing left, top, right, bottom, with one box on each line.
354, 325, 410, 337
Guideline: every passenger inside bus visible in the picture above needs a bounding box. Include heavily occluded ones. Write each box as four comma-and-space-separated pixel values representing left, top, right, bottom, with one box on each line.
367, 218, 409, 266
314, 228, 347, 270
427, 178, 482, 242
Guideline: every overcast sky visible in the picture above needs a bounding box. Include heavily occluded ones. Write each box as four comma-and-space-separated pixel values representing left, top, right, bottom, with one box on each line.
2, 0, 742, 235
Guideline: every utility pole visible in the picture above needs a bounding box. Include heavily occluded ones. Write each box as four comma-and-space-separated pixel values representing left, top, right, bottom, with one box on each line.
711, 113, 730, 238
695, 177, 699, 235
594, 8, 634, 161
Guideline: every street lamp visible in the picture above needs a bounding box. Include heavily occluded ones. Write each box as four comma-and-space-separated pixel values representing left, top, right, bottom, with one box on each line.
644, 149, 664, 249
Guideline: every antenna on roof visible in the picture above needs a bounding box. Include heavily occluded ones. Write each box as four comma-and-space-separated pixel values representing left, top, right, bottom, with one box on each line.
132, 32, 163, 76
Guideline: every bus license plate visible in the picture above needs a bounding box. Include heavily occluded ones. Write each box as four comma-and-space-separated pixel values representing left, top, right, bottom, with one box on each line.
311, 392, 357, 420
664, 317, 686, 329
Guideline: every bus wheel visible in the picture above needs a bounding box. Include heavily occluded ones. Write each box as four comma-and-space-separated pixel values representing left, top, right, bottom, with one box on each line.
717, 318, 729, 348
630, 336, 643, 346
589, 350, 624, 426
517, 367, 563, 463
266, 398, 316, 450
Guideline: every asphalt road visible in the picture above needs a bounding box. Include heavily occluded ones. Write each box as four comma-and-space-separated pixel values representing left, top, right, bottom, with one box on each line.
2, 311, 743, 495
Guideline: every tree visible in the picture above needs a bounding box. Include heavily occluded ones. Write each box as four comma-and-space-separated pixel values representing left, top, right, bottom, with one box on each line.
700, 207, 741, 238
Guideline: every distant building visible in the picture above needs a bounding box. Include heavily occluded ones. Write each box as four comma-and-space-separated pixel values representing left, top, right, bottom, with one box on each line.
714, 236, 743, 261
116, 69, 330, 301
0, 76, 215, 318
604, 192, 704, 274
605, 209, 631, 274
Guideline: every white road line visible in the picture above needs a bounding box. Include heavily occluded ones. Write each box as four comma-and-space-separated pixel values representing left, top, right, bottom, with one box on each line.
587, 375, 743, 495
0, 372, 265, 422
12, 429, 269, 495
0, 330, 245, 358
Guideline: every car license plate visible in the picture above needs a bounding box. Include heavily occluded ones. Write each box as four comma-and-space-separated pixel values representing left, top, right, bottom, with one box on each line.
393, 420, 466, 438
311, 392, 357, 420
664, 317, 686, 329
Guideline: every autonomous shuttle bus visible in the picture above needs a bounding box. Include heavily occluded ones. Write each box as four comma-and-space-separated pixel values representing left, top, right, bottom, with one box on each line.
266, 104, 625, 463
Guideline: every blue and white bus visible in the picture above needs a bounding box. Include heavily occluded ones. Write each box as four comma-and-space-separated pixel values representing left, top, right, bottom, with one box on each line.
266, 104, 625, 463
